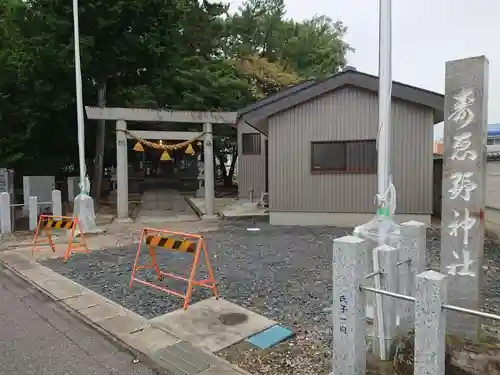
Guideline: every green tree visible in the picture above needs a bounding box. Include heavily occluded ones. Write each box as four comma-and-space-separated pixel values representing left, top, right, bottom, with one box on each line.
7, 0, 253, 188
0, 0, 352, 191
280, 16, 353, 78
223, 0, 352, 81
0, 0, 79, 173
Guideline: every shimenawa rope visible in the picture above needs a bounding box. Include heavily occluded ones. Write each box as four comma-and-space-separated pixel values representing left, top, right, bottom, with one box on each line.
116, 129, 205, 151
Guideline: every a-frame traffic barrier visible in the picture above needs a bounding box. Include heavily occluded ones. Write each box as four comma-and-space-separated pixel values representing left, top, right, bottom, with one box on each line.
129, 227, 218, 310
32, 215, 89, 262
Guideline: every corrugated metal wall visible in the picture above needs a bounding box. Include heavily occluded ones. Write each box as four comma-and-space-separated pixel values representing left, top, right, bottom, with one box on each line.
486, 161, 500, 210
237, 120, 268, 199
268, 86, 434, 214
434, 159, 500, 216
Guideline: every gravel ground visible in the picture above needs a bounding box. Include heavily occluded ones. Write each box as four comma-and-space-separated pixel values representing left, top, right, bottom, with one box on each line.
40, 219, 500, 375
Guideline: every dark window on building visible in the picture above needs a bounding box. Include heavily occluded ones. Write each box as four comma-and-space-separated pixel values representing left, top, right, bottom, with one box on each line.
487, 138, 500, 145
311, 140, 377, 173
242, 133, 261, 155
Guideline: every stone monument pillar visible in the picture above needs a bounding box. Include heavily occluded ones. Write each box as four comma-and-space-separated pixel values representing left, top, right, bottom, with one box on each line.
196, 158, 205, 198
203, 123, 216, 218
115, 119, 130, 221
440, 56, 489, 340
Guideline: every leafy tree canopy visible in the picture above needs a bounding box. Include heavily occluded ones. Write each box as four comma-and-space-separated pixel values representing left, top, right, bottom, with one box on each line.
0, 0, 352, 183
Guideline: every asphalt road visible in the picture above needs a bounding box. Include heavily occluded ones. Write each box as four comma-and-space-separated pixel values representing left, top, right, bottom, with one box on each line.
0, 265, 158, 375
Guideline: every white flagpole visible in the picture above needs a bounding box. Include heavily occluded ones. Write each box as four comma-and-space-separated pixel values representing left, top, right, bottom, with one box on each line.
72, 0, 97, 233
378, 0, 392, 205
72, 0, 86, 186
373, 0, 393, 361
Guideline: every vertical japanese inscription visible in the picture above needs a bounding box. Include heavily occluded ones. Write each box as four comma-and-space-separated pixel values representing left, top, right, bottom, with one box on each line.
440, 56, 489, 339
339, 295, 348, 334
445, 87, 478, 277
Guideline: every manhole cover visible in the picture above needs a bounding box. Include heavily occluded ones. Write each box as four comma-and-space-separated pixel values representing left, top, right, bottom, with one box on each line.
219, 312, 248, 326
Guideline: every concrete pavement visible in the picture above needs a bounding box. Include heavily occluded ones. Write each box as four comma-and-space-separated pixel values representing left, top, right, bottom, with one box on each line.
0, 265, 157, 375
137, 190, 199, 224
0, 248, 251, 375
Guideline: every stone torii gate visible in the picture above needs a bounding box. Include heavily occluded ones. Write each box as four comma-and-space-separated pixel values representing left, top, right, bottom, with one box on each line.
85, 106, 237, 221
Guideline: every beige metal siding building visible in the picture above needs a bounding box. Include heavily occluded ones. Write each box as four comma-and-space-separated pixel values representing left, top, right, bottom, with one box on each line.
236, 120, 267, 200
434, 152, 500, 237
237, 68, 444, 226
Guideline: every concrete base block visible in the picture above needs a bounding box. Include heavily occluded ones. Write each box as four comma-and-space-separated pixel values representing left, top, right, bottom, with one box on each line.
151, 297, 276, 353
202, 215, 218, 221
114, 217, 134, 224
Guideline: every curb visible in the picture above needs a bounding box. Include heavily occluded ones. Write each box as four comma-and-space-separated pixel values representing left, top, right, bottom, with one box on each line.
0, 254, 251, 375
0, 260, 173, 375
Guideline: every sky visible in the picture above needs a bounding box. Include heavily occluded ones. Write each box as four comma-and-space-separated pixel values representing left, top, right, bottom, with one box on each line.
223, 0, 499, 140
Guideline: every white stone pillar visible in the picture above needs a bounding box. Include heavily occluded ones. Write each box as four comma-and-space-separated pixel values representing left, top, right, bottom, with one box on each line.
29, 196, 38, 231
203, 122, 215, 218
372, 244, 399, 360
52, 190, 62, 217
0, 192, 12, 234
415, 270, 447, 375
116, 119, 129, 221
332, 235, 367, 375
440, 56, 488, 339
67, 176, 80, 202
399, 220, 427, 330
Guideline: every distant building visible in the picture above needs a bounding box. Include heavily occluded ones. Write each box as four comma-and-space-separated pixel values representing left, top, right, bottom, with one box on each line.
236, 67, 443, 226
488, 123, 500, 145
433, 140, 444, 154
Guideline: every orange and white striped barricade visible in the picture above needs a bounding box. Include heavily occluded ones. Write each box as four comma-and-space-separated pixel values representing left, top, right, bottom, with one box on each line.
32, 215, 89, 263
129, 227, 219, 310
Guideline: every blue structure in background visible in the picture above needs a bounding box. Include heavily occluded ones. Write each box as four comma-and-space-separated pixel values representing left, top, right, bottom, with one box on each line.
488, 123, 500, 145
489, 123, 500, 136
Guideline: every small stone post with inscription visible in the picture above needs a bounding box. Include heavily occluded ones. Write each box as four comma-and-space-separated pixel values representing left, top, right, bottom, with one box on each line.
0, 192, 11, 235
399, 221, 427, 330
28, 196, 38, 231
440, 56, 489, 340
414, 270, 447, 375
115, 119, 130, 221
332, 236, 367, 375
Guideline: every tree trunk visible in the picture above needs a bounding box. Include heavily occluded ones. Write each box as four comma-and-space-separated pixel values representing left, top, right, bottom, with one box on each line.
225, 147, 237, 187
92, 82, 106, 203
216, 147, 237, 188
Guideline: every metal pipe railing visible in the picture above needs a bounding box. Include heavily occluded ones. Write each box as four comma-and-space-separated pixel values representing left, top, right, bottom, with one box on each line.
360, 285, 415, 302
365, 269, 383, 279
360, 285, 500, 322
396, 258, 410, 267
443, 304, 500, 322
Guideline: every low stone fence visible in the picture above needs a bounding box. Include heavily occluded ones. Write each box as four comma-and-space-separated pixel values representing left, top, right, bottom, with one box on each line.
332, 232, 500, 375
0, 190, 62, 234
